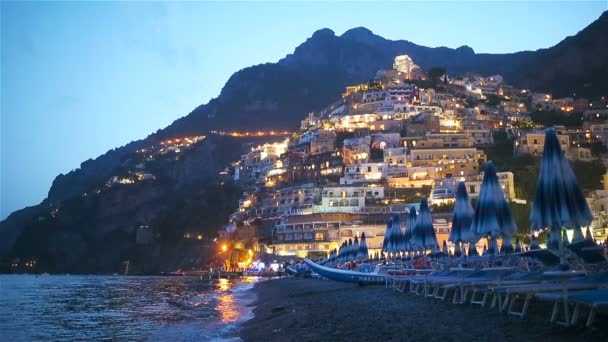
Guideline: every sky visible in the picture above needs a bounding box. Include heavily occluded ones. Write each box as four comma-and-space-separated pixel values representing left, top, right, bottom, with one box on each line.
1, 1, 606, 219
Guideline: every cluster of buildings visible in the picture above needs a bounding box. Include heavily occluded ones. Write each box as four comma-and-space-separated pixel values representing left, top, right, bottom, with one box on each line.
220, 54, 608, 258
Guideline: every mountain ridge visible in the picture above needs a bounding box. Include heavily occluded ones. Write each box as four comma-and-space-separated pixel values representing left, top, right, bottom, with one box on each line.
2, 11, 607, 266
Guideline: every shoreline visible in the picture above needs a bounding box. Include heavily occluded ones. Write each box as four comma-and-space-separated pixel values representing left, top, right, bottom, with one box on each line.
240, 277, 607, 341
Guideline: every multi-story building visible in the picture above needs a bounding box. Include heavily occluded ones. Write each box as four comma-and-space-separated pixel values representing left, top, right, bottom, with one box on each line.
409, 147, 485, 178
404, 112, 440, 137
340, 162, 387, 185
342, 136, 371, 164
310, 130, 337, 155
258, 183, 322, 217
465, 129, 494, 145
584, 122, 608, 146
514, 132, 571, 158
393, 55, 421, 79
386, 166, 436, 188
285, 151, 342, 184
371, 133, 401, 149
383, 147, 408, 166
312, 185, 385, 213
464, 172, 516, 200
272, 218, 388, 258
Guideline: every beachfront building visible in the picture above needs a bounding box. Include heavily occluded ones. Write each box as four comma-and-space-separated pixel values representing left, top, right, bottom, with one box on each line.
271, 218, 388, 258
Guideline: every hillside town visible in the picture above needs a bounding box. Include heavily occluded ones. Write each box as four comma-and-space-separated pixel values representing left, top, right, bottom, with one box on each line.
218, 54, 608, 265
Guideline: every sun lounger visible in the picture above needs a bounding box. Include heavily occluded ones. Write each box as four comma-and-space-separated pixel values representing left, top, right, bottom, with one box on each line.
535, 288, 608, 327
567, 240, 608, 264
489, 272, 608, 320
514, 249, 560, 265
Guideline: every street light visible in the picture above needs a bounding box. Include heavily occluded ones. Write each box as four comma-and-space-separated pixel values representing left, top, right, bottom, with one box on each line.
221, 244, 228, 252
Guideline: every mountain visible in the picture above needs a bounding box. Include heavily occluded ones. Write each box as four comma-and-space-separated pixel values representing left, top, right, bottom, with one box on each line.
2, 12, 607, 272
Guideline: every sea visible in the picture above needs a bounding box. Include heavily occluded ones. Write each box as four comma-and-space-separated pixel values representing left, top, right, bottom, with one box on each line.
0, 274, 263, 341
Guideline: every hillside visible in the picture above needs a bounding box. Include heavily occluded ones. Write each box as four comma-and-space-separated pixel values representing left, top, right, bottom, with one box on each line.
2, 11, 607, 272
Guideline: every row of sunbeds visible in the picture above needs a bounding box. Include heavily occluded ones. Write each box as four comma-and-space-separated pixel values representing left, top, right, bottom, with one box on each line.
386, 241, 608, 328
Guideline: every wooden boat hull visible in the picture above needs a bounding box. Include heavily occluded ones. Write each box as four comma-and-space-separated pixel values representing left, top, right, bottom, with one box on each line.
304, 259, 386, 284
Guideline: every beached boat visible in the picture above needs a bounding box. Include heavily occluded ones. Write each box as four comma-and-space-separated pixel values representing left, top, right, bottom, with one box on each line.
304, 259, 386, 284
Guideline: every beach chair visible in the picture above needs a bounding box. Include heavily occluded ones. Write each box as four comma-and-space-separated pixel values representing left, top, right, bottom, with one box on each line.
535, 288, 608, 327
513, 249, 561, 266
490, 272, 608, 320
567, 240, 608, 264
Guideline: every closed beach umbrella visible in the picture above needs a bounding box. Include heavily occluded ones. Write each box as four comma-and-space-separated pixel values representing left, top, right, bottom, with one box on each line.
468, 243, 479, 256
530, 234, 540, 250
449, 182, 474, 256
530, 128, 593, 249
357, 233, 369, 260
585, 228, 594, 241
353, 236, 360, 260
411, 197, 438, 251
405, 207, 417, 251
442, 240, 448, 254
470, 161, 517, 255
514, 239, 522, 253
347, 239, 353, 261
382, 217, 393, 253
501, 236, 513, 254
392, 215, 405, 253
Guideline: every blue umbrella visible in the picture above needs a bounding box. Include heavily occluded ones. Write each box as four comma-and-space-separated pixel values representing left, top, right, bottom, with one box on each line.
405, 207, 417, 251
468, 243, 479, 256
530, 128, 593, 249
470, 161, 517, 255
530, 234, 540, 250
449, 182, 474, 256
357, 233, 369, 260
353, 235, 360, 260
585, 228, 594, 241
382, 217, 393, 253
347, 239, 353, 261
392, 215, 405, 253
514, 239, 522, 253
411, 197, 438, 251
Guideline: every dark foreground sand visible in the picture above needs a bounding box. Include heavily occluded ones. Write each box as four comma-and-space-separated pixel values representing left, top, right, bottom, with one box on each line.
240, 278, 608, 342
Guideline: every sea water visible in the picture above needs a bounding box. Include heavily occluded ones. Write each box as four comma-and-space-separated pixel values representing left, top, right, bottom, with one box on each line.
0, 274, 262, 341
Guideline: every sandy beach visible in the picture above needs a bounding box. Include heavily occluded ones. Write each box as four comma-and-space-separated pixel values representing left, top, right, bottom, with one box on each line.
240, 277, 608, 341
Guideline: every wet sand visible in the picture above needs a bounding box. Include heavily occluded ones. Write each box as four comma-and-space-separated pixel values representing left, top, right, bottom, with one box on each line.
240, 277, 608, 342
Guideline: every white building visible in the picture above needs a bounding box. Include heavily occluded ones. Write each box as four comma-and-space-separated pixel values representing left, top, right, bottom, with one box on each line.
340, 162, 387, 185
393, 55, 421, 79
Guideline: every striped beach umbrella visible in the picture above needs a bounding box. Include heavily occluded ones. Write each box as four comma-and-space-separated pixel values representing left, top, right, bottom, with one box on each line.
382, 217, 393, 253
470, 161, 517, 255
449, 182, 474, 256
530, 128, 593, 249
405, 207, 417, 251
411, 197, 438, 251
392, 215, 405, 253
357, 233, 369, 260
514, 239, 522, 253
353, 236, 360, 260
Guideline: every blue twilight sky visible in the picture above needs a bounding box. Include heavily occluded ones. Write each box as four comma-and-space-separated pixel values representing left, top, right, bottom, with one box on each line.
1, 1, 606, 219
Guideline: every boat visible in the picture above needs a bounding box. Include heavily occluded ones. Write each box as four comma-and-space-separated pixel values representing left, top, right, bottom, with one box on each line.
286, 266, 298, 276
304, 259, 386, 284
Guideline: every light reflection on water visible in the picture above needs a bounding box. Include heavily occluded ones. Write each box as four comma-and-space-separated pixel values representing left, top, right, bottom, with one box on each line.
0, 275, 260, 341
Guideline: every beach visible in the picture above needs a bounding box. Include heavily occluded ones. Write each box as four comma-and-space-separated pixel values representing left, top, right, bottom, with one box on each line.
240, 277, 608, 341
